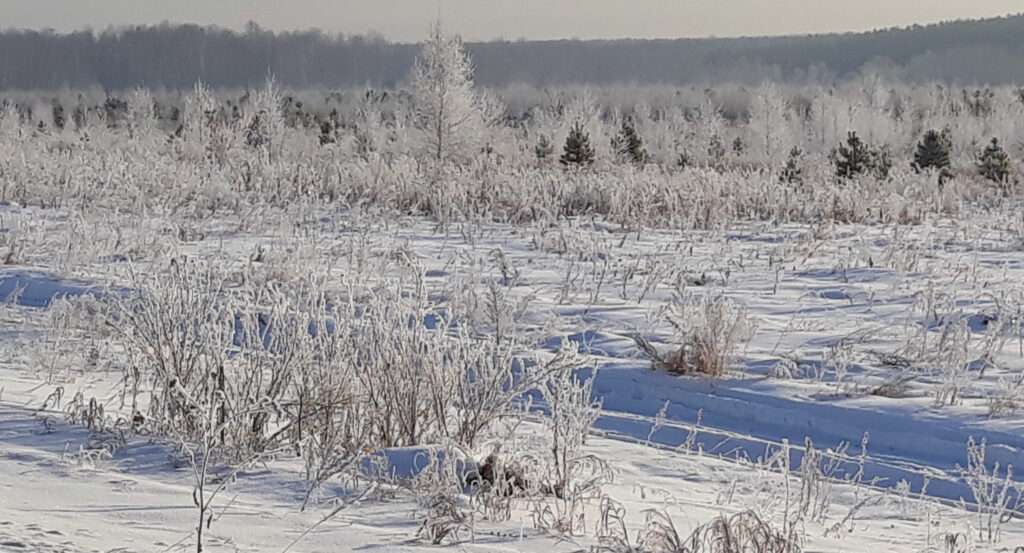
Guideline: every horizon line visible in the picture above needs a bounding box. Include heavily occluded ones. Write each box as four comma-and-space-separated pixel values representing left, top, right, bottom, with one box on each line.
0, 11, 1021, 46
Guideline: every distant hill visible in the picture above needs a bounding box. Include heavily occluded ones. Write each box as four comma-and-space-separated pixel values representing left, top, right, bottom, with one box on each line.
1, 14, 1022, 90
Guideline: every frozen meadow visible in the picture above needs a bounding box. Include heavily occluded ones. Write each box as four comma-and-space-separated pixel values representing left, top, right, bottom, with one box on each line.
2, 26, 1024, 553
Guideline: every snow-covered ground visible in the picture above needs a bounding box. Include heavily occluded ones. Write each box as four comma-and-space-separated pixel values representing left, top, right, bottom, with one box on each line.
3, 202, 1024, 551
0, 398, 1009, 553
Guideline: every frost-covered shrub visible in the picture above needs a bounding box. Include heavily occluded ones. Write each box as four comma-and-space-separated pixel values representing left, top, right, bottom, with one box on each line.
526, 356, 609, 535
638, 510, 801, 553
641, 292, 756, 378
959, 438, 1020, 543
107, 254, 586, 483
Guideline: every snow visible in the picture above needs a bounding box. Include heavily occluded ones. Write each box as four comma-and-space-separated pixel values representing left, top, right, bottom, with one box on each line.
3, 206, 1024, 551
0, 271, 110, 309
0, 396, 1014, 552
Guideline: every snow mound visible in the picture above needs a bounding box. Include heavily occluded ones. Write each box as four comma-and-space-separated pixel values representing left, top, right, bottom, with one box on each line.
0, 270, 110, 308
359, 446, 477, 483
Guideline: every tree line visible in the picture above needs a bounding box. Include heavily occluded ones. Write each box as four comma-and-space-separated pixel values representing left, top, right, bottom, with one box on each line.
1, 14, 1024, 90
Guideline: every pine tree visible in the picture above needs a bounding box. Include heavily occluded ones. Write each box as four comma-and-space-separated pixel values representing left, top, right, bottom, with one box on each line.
73, 104, 87, 131
411, 21, 487, 165
611, 117, 647, 164
732, 137, 745, 156
779, 146, 803, 185
977, 138, 1012, 188
535, 134, 554, 161
676, 151, 692, 171
318, 119, 336, 146
708, 135, 726, 161
832, 132, 872, 179
912, 129, 953, 184
831, 131, 891, 181
871, 146, 893, 180
103, 96, 128, 128
245, 110, 268, 148
51, 100, 65, 130
354, 127, 375, 159
560, 121, 595, 167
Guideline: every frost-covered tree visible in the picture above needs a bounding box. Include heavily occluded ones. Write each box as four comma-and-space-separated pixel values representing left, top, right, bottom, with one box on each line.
675, 151, 693, 171
912, 129, 953, 183
0, 102, 21, 141
560, 121, 595, 167
832, 132, 872, 179
534, 134, 554, 161
695, 99, 726, 165
732, 136, 745, 157
127, 88, 157, 140
831, 131, 891, 180
873, 145, 894, 180
708, 135, 726, 159
749, 83, 788, 164
611, 117, 648, 164
246, 77, 287, 162
977, 138, 1013, 188
50, 99, 66, 130
779, 146, 804, 185
411, 22, 486, 165
183, 81, 217, 146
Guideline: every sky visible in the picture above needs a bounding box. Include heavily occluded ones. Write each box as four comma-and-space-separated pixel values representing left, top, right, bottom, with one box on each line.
2, 0, 1022, 42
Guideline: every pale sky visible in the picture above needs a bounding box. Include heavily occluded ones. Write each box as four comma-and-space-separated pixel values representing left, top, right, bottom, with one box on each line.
2, 0, 1021, 42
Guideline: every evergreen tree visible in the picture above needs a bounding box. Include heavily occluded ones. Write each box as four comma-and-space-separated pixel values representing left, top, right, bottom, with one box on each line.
354, 128, 375, 159
676, 151, 692, 171
560, 121, 596, 167
831, 131, 891, 180
611, 117, 648, 164
51, 100, 65, 130
871, 146, 893, 180
832, 132, 872, 179
732, 136, 745, 156
103, 97, 129, 128
708, 135, 726, 161
72, 104, 87, 131
965, 88, 995, 118
318, 119, 336, 146
912, 128, 953, 183
977, 138, 1013, 188
779, 146, 804, 185
535, 134, 554, 160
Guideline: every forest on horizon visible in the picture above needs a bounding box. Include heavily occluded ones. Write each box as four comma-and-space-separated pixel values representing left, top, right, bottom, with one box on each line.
1, 13, 1023, 90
